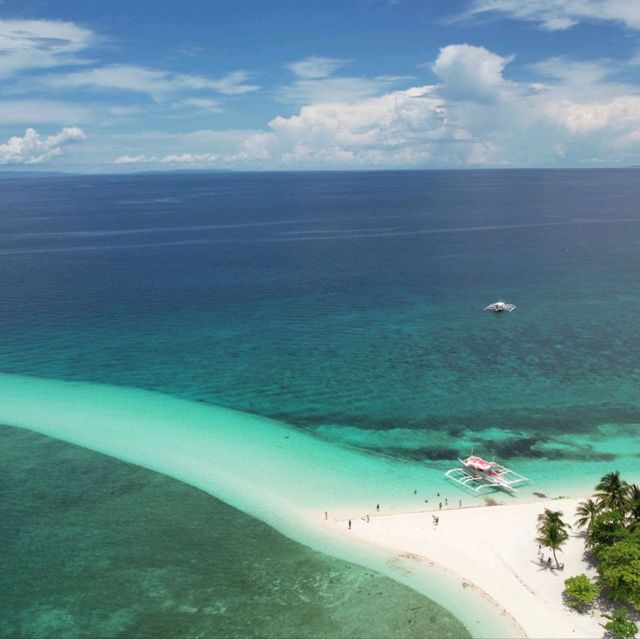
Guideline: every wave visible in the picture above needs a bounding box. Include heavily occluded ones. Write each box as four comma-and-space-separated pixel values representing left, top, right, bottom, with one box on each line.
1, 216, 639, 255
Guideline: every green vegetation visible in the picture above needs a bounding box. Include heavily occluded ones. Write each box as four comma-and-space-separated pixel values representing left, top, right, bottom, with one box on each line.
558, 472, 640, 637
536, 508, 571, 569
598, 537, 640, 609
604, 608, 638, 639
564, 574, 599, 610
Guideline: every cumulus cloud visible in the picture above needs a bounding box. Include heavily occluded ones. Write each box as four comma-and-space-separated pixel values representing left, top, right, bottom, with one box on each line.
227, 44, 640, 168
431, 44, 514, 101
108, 44, 640, 169
464, 0, 640, 31
0, 127, 86, 165
0, 19, 94, 78
235, 86, 448, 167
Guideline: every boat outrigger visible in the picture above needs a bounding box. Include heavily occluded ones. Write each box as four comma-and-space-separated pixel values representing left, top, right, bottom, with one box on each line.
484, 301, 516, 312
445, 455, 529, 493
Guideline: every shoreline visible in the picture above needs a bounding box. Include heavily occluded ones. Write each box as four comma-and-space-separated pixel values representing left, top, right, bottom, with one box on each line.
331, 498, 603, 639
1, 373, 637, 638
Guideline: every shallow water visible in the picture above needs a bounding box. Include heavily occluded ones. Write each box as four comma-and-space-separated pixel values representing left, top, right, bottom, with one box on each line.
1, 426, 469, 639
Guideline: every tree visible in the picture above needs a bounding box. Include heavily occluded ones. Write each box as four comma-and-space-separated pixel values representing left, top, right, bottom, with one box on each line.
589, 511, 629, 555
575, 498, 602, 533
596, 471, 630, 513
627, 485, 640, 529
536, 508, 571, 569
604, 608, 638, 639
598, 537, 640, 610
564, 574, 600, 610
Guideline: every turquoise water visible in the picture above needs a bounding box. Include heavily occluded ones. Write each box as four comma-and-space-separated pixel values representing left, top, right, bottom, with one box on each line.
2, 169, 640, 636
2, 426, 468, 639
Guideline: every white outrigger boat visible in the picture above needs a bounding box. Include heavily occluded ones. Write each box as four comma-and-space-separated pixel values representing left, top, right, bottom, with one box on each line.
445, 455, 529, 493
484, 300, 516, 312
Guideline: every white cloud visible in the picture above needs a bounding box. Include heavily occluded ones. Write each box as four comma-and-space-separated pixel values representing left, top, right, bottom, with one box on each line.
228, 43, 640, 168
464, 0, 640, 31
114, 151, 219, 165
0, 19, 94, 78
43, 65, 258, 100
288, 56, 349, 79
432, 44, 514, 101
113, 154, 148, 164
179, 97, 222, 112
235, 86, 448, 167
161, 152, 218, 163
108, 44, 640, 170
277, 75, 408, 105
0, 127, 86, 164
209, 71, 259, 95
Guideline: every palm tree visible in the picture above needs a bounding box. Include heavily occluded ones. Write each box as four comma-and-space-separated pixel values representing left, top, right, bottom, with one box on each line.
626, 484, 640, 528
595, 471, 629, 513
574, 498, 601, 533
536, 508, 571, 569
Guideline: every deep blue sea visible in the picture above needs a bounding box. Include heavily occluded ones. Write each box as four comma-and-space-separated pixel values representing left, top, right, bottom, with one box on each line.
2, 169, 640, 636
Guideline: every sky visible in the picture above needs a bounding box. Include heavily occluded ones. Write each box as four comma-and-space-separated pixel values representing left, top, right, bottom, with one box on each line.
2, 0, 640, 172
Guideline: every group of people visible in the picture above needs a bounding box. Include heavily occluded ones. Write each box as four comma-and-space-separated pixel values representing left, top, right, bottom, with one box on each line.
342, 491, 461, 532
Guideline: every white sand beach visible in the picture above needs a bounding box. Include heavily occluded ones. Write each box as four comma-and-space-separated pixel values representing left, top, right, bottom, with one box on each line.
337, 498, 603, 639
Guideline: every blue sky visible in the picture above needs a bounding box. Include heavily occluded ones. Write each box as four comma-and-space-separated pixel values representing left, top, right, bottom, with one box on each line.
1, 0, 640, 171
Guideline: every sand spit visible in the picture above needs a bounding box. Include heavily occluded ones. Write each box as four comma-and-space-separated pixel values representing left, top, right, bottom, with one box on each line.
0, 373, 629, 638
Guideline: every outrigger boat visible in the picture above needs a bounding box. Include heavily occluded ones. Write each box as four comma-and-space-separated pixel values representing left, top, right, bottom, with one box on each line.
484, 301, 516, 312
445, 455, 529, 493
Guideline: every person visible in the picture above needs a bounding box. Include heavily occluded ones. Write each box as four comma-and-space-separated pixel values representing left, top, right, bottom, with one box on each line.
435, 516, 439, 525
414, 489, 417, 494
366, 514, 370, 523
324, 511, 328, 521
376, 504, 380, 512
432, 515, 437, 523
445, 498, 448, 506
348, 519, 352, 530
458, 500, 462, 508
439, 502, 442, 510
547, 557, 551, 567
437, 492, 440, 497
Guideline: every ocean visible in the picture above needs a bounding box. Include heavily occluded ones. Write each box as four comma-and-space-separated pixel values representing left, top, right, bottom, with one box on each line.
2, 169, 640, 636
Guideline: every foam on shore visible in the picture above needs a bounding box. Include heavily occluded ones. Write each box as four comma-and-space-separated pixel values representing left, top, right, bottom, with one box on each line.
1, 373, 638, 638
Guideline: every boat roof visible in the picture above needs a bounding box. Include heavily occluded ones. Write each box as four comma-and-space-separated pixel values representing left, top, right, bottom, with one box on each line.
464, 455, 493, 470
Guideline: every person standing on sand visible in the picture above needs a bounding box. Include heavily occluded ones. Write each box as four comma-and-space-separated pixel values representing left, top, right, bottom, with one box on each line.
366, 514, 370, 523
376, 504, 380, 511
439, 502, 442, 510
348, 519, 351, 530
324, 511, 328, 521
